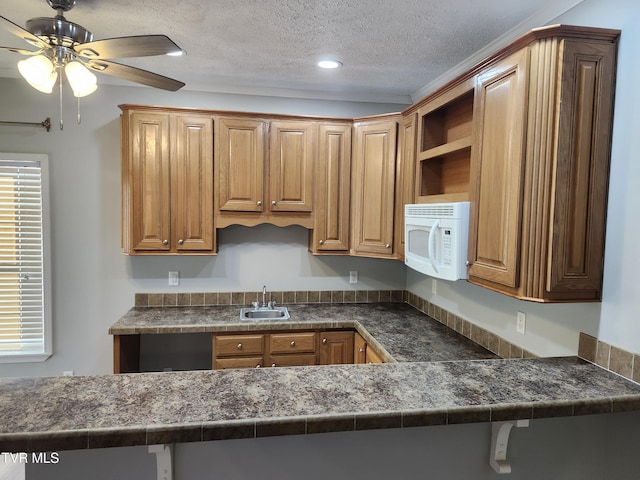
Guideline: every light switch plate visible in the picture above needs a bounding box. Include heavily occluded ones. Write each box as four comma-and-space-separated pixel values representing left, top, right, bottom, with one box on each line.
349, 271, 358, 284
168, 271, 179, 286
516, 312, 526, 335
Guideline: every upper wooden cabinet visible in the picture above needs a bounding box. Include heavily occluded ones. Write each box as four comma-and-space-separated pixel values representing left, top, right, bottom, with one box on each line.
351, 116, 399, 258
310, 122, 352, 254
120, 107, 215, 255
466, 26, 619, 301
395, 113, 418, 260
214, 115, 316, 228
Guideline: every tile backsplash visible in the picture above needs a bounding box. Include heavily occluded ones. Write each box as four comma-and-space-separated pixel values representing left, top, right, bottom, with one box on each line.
578, 332, 639, 385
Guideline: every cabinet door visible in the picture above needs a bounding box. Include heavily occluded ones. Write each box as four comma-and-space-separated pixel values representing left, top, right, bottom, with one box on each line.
468, 50, 529, 288
395, 113, 417, 260
173, 114, 214, 252
319, 331, 354, 365
268, 120, 315, 212
351, 120, 397, 257
353, 332, 367, 364
216, 117, 265, 212
545, 40, 616, 298
312, 123, 352, 252
127, 111, 171, 252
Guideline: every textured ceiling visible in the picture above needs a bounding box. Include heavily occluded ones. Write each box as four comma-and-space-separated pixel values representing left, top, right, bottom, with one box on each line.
0, 0, 582, 103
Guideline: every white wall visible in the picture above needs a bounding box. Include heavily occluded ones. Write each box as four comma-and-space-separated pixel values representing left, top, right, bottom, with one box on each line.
0, 78, 408, 377
407, 0, 640, 357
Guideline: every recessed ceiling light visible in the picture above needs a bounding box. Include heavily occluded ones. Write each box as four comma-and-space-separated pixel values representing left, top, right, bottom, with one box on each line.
317, 60, 342, 69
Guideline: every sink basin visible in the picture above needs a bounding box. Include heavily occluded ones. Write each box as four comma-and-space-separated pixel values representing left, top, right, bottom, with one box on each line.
240, 306, 290, 320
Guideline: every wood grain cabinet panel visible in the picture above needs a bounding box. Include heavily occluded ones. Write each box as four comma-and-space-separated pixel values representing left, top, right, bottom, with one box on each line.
215, 117, 265, 212
466, 28, 618, 301
121, 107, 214, 255
310, 122, 352, 254
319, 331, 354, 365
351, 117, 398, 258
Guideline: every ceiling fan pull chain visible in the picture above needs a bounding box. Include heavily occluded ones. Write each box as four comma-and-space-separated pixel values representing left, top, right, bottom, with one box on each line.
77, 96, 81, 125
58, 71, 63, 131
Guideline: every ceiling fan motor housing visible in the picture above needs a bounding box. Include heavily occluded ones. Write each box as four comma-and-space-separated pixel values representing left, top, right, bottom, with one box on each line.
47, 0, 77, 12
26, 16, 93, 47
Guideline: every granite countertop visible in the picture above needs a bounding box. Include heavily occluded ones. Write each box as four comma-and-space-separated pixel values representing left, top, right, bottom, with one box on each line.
109, 303, 498, 363
2, 302, 640, 453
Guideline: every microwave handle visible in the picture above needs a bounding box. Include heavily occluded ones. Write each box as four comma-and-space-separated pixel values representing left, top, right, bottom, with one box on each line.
428, 219, 440, 273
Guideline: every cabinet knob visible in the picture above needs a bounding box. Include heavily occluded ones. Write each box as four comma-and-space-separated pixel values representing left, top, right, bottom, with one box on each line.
271, 200, 277, 206
322, 338, 328, 344
465, 261, 473, 267
257, 201, 262, 206
359, 348, 365, 353
271, 363, 277, 367
162, 239, 169, 246
255, 364, 261, 368
290, 341, 296, 347
237, 343, 243, 350
385, 244, 391, 248
178, 239, 184, 245
319, 240, 324, 245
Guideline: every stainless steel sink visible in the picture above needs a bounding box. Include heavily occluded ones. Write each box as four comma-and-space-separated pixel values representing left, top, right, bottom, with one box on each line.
240, 306, 290, 320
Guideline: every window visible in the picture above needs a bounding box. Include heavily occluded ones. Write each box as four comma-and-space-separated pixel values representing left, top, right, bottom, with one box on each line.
0, 153, 51, 362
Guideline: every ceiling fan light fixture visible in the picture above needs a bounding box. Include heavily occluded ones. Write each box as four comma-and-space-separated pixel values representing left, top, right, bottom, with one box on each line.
17, 55, 58, 93
65, 60, 97, 97
317, 60, 342, 69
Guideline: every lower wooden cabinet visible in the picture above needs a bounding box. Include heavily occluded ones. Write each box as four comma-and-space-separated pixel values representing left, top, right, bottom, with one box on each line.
319, 331, 354, 365
212, 330, 358, 369
353, 332, 385, 364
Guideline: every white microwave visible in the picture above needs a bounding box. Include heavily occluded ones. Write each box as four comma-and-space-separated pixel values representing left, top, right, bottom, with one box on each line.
404, 202, 470, 281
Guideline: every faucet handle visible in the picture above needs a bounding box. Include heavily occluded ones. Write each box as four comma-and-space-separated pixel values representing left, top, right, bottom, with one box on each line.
268, 300, 277, 309
252, 301, 260, 309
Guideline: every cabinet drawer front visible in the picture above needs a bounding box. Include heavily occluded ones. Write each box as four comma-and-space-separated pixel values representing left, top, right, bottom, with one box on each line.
269, 354, 317, 367
270, 332, 316, 354
215, 334, 264, 356
214, 357, 264, 370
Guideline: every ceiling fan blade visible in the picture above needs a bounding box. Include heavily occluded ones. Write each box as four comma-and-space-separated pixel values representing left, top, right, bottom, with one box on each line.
0, 15, 50, 50
0, 46, 43, 56
84, 59, 185, 91
77, 35, 183, 59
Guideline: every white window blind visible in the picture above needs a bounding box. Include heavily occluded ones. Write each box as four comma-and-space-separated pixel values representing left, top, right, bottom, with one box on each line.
0, 154, 51, 361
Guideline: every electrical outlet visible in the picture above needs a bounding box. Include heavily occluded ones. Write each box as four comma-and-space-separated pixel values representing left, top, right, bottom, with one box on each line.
349, 271, 358, 284
432, 279, 437, 295
516, 312, 526, 335
168, 271, 179, 286
63, 371, 74, 376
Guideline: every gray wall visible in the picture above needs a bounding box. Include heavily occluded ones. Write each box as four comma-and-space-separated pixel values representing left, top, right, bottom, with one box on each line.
28, 412, 640, 480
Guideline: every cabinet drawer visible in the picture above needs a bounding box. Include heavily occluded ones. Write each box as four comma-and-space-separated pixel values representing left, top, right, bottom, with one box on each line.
215, 334, 264, 356
269, 354, 317, 367
214, 357, 264, 370
269, 332, 317, 354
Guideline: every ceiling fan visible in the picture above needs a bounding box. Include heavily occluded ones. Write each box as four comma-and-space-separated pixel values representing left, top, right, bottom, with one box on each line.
0, 0, 185, 127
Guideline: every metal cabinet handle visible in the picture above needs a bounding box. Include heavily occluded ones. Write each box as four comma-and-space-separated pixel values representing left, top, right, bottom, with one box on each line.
322, 338, 327, 344
255, 364, 261, 368
237, 343, 243, 350
466, 261, 473, 267
257, 201, 262, 206
359, 348, 365, 353
385, 244, 391, 248
178, 239, 184, 245
290, 341, 296, 347
319, 240, 324, 245
271, 200, 277, 206
271, 363, 277, 367
162, 239, 169, 246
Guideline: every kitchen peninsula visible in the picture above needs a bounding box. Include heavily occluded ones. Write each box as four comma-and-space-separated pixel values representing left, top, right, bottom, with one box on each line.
1, 300, 639, 455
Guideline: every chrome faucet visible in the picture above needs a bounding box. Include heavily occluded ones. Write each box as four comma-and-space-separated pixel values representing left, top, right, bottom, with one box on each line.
262, 285, 267, 308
